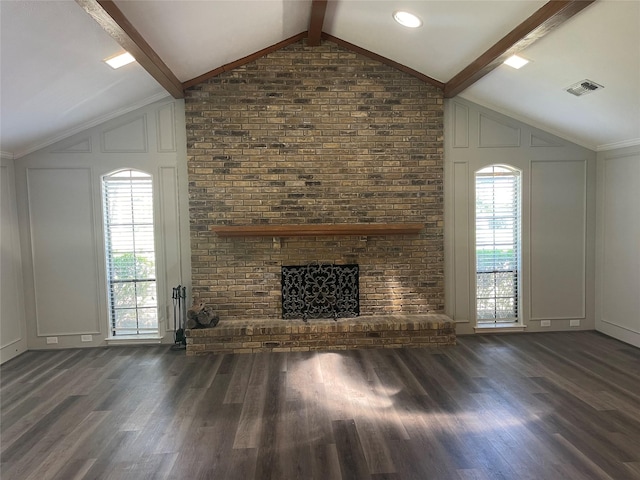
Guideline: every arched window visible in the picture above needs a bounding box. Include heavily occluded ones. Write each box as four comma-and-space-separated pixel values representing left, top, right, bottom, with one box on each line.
475, 165, 521, 323
102, 170, 158, 336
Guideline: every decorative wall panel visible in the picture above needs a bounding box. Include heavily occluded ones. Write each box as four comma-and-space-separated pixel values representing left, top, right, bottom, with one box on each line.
157, 103, 176, 152
53, 137, 92, 153
453, 103, 469, 148
530, 160, 587, 320
452, 162, 471, 322
530, 133, 562, 148
1, 164, 24, 351
27, 168, 102, 335
102, 115, 147, 153
601, 153, 640, 334
479, 113, 520, 147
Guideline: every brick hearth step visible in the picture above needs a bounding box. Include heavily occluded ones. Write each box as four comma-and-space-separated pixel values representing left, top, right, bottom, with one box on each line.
186, 314, 455, 355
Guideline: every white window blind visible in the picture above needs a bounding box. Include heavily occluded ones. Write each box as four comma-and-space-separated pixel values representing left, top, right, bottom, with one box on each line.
103, 170, 158, 336
475, 165, 521, 322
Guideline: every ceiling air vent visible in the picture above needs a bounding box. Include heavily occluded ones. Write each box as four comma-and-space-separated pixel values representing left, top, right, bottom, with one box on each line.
565, 79, 604, 97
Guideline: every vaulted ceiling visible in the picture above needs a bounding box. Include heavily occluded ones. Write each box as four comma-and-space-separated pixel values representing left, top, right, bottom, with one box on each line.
1, 0, 638, 158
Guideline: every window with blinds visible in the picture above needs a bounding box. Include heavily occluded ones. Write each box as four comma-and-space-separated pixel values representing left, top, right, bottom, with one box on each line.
475, 165, 521, 323
102, 170, 158, 336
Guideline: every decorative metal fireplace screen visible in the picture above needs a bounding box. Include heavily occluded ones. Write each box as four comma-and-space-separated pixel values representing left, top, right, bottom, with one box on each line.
281, 264, 359, 320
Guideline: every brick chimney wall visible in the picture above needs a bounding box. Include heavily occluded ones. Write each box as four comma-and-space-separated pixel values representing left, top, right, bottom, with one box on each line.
185, 40, 444, 319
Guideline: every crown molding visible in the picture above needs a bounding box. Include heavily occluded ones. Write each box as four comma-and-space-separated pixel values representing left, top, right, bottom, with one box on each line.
596, 138, 640, 152
1, 151, 14, 160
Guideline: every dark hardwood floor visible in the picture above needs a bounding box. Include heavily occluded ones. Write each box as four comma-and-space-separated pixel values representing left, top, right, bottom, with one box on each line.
1, 331, 639, 479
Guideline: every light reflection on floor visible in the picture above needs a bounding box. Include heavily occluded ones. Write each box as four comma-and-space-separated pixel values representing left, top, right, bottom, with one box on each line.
295, 350, 535, 436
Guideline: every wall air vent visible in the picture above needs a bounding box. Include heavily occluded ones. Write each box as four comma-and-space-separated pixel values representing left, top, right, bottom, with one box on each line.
565, 79, 604, 97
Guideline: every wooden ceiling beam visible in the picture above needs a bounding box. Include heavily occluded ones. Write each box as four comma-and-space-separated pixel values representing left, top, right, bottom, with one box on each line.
76, 0, 595, 101
444, 0, 596, 98
308, 0, 328, 46
76, 0, 184, 99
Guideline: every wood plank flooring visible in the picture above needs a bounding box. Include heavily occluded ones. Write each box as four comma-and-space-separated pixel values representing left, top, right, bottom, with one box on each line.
1, 331, 639, 479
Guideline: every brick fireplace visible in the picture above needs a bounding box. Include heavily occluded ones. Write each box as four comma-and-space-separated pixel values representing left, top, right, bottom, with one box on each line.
184, 39, 450, 353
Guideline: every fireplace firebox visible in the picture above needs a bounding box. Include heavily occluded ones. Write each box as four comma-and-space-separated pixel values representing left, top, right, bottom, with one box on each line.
281, 264, 359, 321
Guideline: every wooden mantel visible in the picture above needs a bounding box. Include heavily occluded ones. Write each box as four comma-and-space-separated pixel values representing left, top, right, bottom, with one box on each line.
210, 223, 424, 237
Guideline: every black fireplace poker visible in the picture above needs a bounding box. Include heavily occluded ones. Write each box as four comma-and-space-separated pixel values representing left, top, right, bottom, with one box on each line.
171, 285, 187, 350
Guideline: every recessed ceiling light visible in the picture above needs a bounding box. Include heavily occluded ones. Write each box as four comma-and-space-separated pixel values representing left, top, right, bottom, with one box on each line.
104, 52, 136, 69
503, 55, 529, 69
393, 11, 422, 28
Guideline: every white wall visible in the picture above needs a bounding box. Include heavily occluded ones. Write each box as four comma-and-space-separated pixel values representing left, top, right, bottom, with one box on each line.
1, 156, 28, 363
13, 98, 191, 351
444, 98, 596, 335
596, 145, 640, 347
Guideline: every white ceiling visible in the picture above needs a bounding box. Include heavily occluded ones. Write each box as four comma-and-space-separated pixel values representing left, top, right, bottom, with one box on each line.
1, 0, 639, 158
461, 0, 640, 149
323, 0, 548, 81
0, 0, 167, 156
115, 0, 314, 82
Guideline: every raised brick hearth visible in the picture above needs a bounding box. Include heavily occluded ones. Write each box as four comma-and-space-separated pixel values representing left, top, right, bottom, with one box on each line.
186, 314, 455, 355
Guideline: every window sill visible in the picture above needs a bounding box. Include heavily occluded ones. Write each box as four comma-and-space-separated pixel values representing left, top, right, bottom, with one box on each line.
106, 335, 163, 346
474, 323, 527, 334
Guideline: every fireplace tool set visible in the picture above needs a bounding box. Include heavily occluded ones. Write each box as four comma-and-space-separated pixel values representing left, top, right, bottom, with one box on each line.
171, 285, 187, 350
